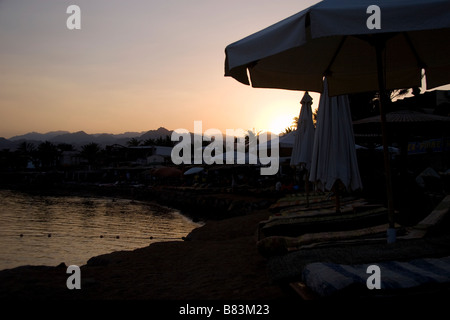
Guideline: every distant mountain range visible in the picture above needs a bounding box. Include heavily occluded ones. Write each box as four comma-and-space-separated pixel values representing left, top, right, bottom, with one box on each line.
1, 127, 173, 150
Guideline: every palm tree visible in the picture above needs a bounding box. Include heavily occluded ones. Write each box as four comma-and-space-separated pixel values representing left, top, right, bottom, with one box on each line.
127, 138, 141, 147
244, 129, 262, 149
80, 142, 102, 170
282, 126, 294, 135
292, 116, 299, 130
282, 116, 299, 135
312, 109, 318, 126
16, 142, 35, 169
17, 141, 36, 154
142, 138, 155, 146
142, 135, 175, 147
37, 141, 59, 168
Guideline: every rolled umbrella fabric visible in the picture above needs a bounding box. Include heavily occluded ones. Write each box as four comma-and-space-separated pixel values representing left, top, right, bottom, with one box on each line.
290, 91, 315, 171
309, 80, 362, 192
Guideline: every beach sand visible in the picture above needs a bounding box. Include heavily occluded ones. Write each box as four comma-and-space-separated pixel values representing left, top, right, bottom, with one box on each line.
0, 207, 289, 301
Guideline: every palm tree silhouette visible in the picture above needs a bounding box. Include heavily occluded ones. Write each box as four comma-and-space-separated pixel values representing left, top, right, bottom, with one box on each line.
37, 141, 59, 168
127, 138, 141, 147
80, 142, 102, 170
16, 141, 36, 169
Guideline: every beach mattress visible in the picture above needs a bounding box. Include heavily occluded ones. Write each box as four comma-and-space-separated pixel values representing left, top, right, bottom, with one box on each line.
302, 256, 450, 298
260, 207, 387, 238
269, 193, 329, 211
257, 224, 394, 257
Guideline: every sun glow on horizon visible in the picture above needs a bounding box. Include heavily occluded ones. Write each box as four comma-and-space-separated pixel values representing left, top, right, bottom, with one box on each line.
250, 91, 320, 136
265, 113, 297, 135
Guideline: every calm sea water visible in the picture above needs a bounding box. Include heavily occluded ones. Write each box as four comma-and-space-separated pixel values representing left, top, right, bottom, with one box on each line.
0, 189, 202, 271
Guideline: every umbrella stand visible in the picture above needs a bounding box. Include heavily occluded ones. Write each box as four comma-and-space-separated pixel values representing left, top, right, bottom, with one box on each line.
374, 37, 396, 241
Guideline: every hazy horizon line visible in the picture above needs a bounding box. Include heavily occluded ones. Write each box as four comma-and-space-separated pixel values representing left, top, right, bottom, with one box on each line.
3, 126, 285, 140
2, 127, 173, 140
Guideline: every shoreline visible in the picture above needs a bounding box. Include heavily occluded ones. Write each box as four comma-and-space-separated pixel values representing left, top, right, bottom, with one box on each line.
0, 183, 288, 300
0, 182, 280, 221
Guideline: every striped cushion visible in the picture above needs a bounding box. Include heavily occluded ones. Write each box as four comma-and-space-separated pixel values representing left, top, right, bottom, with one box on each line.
302, 256, 450, 297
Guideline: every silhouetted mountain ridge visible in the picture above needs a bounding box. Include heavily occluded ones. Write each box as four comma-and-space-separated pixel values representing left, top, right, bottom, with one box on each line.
1, 128, 174, 150
9, 131, 70, 142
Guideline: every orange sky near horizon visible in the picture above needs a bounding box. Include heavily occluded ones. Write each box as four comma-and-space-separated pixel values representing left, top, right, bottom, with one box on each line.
0, 0, 322, 139
0, 1, 448, 139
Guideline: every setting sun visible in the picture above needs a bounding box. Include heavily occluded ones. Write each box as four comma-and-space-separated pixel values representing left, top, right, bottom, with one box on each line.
267, 114, 296, 135
248, 90, 320, 136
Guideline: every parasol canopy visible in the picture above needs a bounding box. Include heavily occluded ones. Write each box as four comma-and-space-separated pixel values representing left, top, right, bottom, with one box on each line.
225, 0, 450, 97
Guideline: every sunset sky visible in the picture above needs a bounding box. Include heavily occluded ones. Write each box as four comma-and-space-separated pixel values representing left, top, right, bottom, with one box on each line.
0, 0, 448, 139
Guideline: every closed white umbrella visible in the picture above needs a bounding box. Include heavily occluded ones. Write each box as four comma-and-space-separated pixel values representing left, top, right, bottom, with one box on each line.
290, 92, 315, 170
290, 92, 315, 207
309, 79, 363, 195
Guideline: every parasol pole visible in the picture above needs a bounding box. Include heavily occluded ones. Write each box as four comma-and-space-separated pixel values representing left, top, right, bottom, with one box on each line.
374, 38, 396, 243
